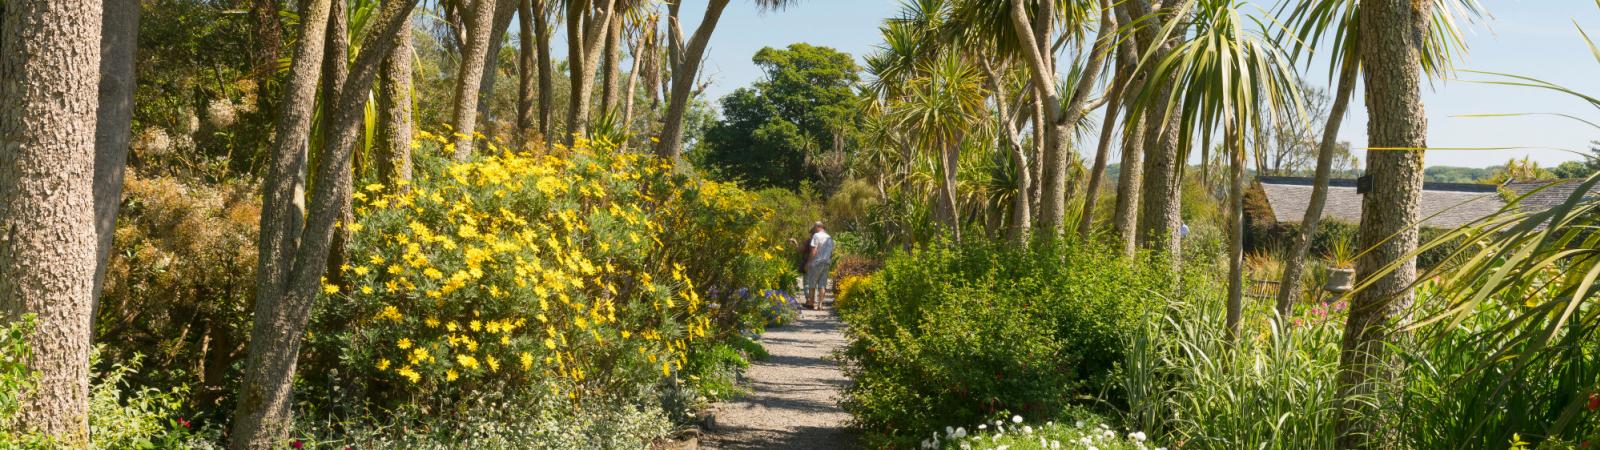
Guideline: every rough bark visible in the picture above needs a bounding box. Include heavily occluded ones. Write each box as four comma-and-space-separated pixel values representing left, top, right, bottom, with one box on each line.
1128, 0, 1184, 261
985, 63, 1031, 243
1276, 65, 1357, 316
474, 0, 518, 133
249, 0, 282, 76
564, 0, 618, 143
1225, 125, 1245, 341
619, 23, 648, 151
1112, 110, 1146, 256
516, 0, 536, 140
940, 141, 962, 243
0, 0, 101, 444
598, 11, 624, 118
230, 2, 418, 448
377, 11, 414, 187
449, 0, 498, 159
654, 0, 731, 160
534, 0, 554, 139
93, 0, 140, 311
1335, 1, 1432, 448
320, 0, 351, 288
1077, 59, 1130, 241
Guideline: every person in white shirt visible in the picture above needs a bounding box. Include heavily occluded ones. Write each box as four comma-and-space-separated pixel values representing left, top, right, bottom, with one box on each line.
803, 222, 834, 310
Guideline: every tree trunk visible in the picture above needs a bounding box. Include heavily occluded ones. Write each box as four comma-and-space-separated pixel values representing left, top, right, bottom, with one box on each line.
1225, 125, 1245, 341
598, 11, 624, 118
249, 0, 281, 76
377, 10, 414, 187
1007, 0, 1062, 235
516, 0, 536, 141
230, 2, 417, 448
1112, 111, 1146, 256
93, 0, 140, 311
619, 24, 647, 151
941, 142, 961, 243
1130, 0, 1184, 261
564, 0, 617, 143
321, 0, 351, 289
654, 0, 731, 160
0, 1, 101, 444
1335, 1, 1432, 448
1276, 65, 1357, 316
473, 0, 517, 137
449, 0, 498, 159
1077, 62, 1130, 241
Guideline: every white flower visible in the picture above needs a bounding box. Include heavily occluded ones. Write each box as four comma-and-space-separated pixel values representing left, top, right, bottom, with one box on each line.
1088, 446, 1099, 450
1130, 431, 1147, 442
1050, 440, 1061, 449
920, 439, 933, 449
1012, 415, 1023, 424
992, 434, 1002, 442
953, 427, 967, 438
959, 443, 971, 450
1103, 430, 1116, 438
1075, 420, 1085, 428
996, 445, 1010, 450
946, 426, 954, 436
1023, 426, 1034, 434
1155, 448, 1167, 450
979, 424, 988, 430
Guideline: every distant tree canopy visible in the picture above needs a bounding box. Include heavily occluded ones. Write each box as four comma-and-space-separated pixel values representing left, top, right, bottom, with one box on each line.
698, 43, 862, 190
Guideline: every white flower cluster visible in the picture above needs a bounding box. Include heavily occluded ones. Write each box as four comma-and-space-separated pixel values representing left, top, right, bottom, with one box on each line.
923, 414, 1165, 450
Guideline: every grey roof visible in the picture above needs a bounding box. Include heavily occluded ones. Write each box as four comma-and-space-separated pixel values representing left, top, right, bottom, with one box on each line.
1256, 176, 1507, 229
1503, 179, 1600, 213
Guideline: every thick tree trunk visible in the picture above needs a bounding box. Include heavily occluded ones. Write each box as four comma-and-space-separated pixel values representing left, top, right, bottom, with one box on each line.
516, 0, 536, 140
1225, 126, 1245, 341
1007, 0, 1062, 234
1276, 65, 1357, 316
230, 2, 417, 448
377, 11, 414, 187
0, 1, 102, 444
249, 0, 281, 76
93, 0, 140, 309
1335, 1, 1432, 448
564, 0, 617, 143
449, 0, 498, 159
654, 0, 731, 160
1129, 0, 1184, 261
1112, 111, 1146, 256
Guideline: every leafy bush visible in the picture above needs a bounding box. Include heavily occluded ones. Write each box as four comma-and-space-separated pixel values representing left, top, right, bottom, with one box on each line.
297, 134, 784, 445
837, 240, 1171, 446
88, 351, 216, 449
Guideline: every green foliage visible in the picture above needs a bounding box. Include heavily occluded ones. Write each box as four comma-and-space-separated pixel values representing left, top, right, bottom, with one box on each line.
0, 316, 51, 448
837, 240, 1171, 446
88, 351, 215, 450
933, 411, 1156, 450
701, 44, 863, 191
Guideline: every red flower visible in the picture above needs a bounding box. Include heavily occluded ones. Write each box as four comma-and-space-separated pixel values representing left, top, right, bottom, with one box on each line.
1588, 392, 1599, 411
290, 440, 304, 449
177, 418, 190, 428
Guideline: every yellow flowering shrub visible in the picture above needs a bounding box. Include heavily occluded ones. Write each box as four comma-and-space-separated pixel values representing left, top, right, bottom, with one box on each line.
310, 133, 788, 409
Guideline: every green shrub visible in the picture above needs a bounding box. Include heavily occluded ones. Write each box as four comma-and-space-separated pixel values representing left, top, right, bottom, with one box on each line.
837, 240, 1170, 446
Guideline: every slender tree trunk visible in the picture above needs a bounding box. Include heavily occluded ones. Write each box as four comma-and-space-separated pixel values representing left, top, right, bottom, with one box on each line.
449, 0, 497, 159
619, 26, 647, 151
249, 0, 281, 76
93, 0, 140, 310
654, 0, 731, 160
474, 0, 517, 136
1225, 125, 1245, 341
516, 0, 536, 141
533, 0, 554, 140
230, 2, 417, 448
564, 0, 617, 143
1335, 1, 1432, 448
321, 0, 351, 289
1029, 94, 1044, 224
1078, 62, 1129, 241
0, 1, 101, 444
984, 62, 1031, 243
1007, 0, 1062, 234
941, 142, 961, 243
1276, 65, 1357, 316
598, 12, 623, 118
1112, 111, 1146, 256
377, 10, 414, 187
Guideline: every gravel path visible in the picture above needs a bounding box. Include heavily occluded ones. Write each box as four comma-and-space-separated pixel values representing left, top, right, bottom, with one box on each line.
704, 301, 856, 449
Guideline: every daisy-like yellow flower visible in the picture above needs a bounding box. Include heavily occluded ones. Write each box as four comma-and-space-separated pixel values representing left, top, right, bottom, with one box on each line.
376, 359, 391, 371
397, 366, 420, 383
446, 369, 459, 382
322, 284, 340, 295
520, 352, 533, 371
457, 354, 479, 370
486, 355, 499, 372
397, 338, 413, 350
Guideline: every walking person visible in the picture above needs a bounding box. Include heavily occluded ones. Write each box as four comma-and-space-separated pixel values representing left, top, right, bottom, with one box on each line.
803, 222, 834, 310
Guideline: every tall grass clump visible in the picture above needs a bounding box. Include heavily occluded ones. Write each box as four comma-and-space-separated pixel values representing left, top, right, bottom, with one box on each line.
836, 239, 1171, 447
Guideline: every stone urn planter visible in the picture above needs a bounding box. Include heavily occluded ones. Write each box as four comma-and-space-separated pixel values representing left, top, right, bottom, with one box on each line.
1324, 267, 1355, 293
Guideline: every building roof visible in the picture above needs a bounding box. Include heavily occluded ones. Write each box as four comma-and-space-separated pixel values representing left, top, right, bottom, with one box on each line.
1255, 176, 1506, 229
1503, 179, 1600, 213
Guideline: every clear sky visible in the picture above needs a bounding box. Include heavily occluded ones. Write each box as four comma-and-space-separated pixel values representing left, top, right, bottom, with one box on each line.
653, 0, 1600, 169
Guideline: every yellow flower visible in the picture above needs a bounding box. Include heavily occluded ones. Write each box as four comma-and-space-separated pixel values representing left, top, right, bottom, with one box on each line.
397, 338, 413, 350
376, 359, 391, 371
397, 366, 420, 383
424, 268, 444, 279
457, 354, 479, 370
446, 369, 459, 382
360, 286, 374, 295
354, 266, 371, 276
425, 317, 441, 328
544, 338, 557, 350
376, 306, 403, 322
322, 284, 340, 295
486, 355, 499, 372
469, 320, 482, 332
520, 352, 533, 370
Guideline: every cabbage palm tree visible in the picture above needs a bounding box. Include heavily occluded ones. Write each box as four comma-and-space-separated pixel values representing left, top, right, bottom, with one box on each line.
654, 0, 801, 160
1134, 0, 1303, 339
892, 52, 991, 243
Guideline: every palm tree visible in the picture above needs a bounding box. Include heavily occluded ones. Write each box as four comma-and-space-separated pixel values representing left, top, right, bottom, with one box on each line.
893, 52, 990, 243
1272, 0, 1479, 317
1133, 0, 1303, 339
654, 0, 799, 161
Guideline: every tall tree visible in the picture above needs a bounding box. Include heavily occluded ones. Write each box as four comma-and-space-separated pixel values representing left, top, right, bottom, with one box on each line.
1130, 0, 1187, 260
377, 10, 414, 186
516, 0, 538, 140
473, 0, 519, 134
1077, 47, 1132, 241
1335, 0, 1433, 446
0, 0, 102, 444
230, 1, 418, 447
448, 0, 501, 159
93, 0, 141, 306
701, 43, 860, 189
598, 10, 625, 118
1276, 67, 1357, 315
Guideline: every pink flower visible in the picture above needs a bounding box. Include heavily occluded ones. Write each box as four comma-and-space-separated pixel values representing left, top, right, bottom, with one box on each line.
290, 440, 304, 449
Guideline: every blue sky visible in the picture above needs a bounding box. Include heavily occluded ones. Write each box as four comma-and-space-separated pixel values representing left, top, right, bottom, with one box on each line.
660, 0, 1600, 168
